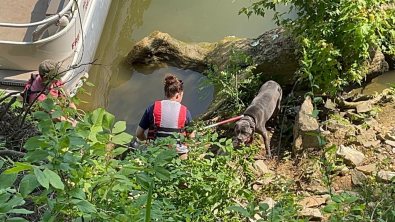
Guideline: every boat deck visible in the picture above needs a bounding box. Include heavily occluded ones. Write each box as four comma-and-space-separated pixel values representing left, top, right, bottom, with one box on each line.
0, 0, 47, 42
0, 52, 74, 93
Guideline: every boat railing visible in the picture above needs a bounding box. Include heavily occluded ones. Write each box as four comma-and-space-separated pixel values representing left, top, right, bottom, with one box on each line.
0, 0, 75, 43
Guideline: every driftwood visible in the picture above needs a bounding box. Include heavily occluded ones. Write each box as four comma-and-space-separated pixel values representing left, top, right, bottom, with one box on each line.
127, 28, 390, 120
335, 88, 393, 109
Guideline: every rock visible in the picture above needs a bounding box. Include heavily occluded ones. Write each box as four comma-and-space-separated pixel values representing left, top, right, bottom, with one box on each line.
361, 140, 381, 148
339, 166, 350, 176
393, 148, 395, 154
326, 121, 348, 132
300, 208, 323, 219
324, 99, 337, 111
351, 169, 368, 186
385, 133, 395, 141
306, 185, 329, 195
377, 170, 395, 182
250, 160, 274, 177
261, 198, 276, 210
356, 101, 373, 113
385, 140, 395, 147
355, 129, 377, 147
336, 145, 365, 167
293, 96, 320, 153
377, 154, 386, 161
252, 184, 261, 191
256, 176, 274, 186
356, 164, 377, 175
346, 191, 361, 198
364, 118, 379, 127
298, 196, 326, 208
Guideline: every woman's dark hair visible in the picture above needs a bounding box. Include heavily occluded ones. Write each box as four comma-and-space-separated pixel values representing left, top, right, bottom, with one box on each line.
164, 73, 183, 98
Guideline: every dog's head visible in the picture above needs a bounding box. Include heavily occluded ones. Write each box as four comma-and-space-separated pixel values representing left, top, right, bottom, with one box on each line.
233, 119, 254, 147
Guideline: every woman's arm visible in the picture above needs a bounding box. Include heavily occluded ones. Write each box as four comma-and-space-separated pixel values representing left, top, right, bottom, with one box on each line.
135, 126, 147, 141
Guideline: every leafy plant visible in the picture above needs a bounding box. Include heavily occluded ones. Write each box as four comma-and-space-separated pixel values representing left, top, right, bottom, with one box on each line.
199, 48, 262, 116
240, 0, 395, 94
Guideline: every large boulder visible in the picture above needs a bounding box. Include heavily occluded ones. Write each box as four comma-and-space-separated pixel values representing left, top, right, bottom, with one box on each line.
293, 96, 320, 153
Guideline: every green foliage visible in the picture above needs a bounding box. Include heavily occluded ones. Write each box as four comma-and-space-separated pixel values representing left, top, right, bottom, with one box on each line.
199, 48, 262, 116
240, 0, 395, 94
0, 98, 257, 221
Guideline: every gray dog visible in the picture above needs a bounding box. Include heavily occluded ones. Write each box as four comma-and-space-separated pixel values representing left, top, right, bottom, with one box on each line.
234, 80, 282, 158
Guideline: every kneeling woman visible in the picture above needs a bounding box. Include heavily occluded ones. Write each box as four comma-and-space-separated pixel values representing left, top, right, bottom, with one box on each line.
135, 74, 194, 159
27, 60, 77, 126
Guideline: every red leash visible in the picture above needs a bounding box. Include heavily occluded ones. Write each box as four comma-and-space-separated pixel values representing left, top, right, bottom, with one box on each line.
202, 115, 244, 129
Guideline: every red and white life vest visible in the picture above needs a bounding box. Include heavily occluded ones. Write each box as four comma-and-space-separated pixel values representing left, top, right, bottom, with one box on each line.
147, 100, 187, 140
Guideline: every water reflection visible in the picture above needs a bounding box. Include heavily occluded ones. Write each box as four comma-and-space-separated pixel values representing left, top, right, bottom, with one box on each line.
106, 66, 213, 134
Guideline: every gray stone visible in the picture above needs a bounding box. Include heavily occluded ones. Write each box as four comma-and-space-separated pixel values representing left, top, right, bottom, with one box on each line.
300, 208, 323, 219
356, 164, 377, 175
351, 169, 368, 186
356, 101, 373, 113
293, 96, 320, 153
385, 140, 395, 147
377, 170, 395, 182
336, 145, 365, 167
298, 196, 326, 208
250, 160, 274, 177
393, 148, 395, 154
364, 118, 379, 127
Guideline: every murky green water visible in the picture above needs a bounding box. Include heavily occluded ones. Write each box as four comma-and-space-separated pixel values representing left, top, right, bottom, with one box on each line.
80, 0, 293, 134
353, 70, 395, 95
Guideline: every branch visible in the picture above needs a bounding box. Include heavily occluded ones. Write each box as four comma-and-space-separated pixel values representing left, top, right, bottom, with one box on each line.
0, 150, 26, 158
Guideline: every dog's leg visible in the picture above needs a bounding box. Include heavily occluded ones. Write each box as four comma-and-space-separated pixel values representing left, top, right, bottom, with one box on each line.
262, 128, 271, 158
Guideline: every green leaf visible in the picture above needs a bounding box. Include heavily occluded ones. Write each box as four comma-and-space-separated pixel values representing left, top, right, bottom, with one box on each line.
25, 149, 49, 162
59, 136, 70, 148
19, 174, 40, 197
112, 132, 133, 145
137, 173, 153, 190
96, 131, 110, 143
74, 200, 96, 213
32, 111, 50, 120
92, 108, 105, 127
227, 205, 250, 217
5, 217, 28, 222
9, 208, 34, 214
102, 112, 115, 130
4, 163, 33, 174
345, 196, 359, 204
41, 98, 54, 113
63, 152, 76, 164
43, 169, 64, 190
0, 172, 18, 189
154, 149, 178, 167
154, 166, 170, 180
0, 160, 4, 169
24, 136, 42, 151
69, 188, 86, 200
0, 196, 24, 213
112, 148, 127, 156
112, 121, 126, 134
323, 204, 336, 213
33, 168, 49, 189
51, 108, 63, 119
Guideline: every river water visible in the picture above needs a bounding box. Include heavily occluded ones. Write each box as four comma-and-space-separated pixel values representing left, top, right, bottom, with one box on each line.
79, 0, 293, 134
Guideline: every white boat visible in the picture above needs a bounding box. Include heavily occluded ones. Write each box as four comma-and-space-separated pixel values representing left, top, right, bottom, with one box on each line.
0, 0, 112, 96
